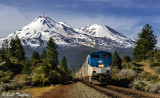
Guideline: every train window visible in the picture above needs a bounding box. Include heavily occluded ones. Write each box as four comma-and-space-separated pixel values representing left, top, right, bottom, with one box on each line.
101, 54, 109, 58
91, 55, 100, 58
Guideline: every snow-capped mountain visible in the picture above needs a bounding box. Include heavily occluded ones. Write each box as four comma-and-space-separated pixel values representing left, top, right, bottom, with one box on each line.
75, 24, 135, 48
0, 15, 95, 48
0, 15, 135, 50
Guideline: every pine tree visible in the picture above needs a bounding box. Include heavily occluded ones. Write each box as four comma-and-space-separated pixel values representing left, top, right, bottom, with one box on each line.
123, 55, 131, 63
31, 51, 40, 61
154, 51, 160, 63
10, 35, 25, 61
133, 24, 157, 61
146, 50, 154, 61
22, 59, 31, 74
0, 40, 9, 61
14, 35, 25, 61
59, 56, 71, 83
60, 57, 68, 72
31, 51, 40, 66
112, 51, 122, 69
6, 49, 12, 59
10, 38, 16, 57
41, 48, 47, 59
46, 37, 59, 70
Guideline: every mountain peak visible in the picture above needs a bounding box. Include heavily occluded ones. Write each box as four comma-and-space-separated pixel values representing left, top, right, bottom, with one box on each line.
38, 15, 48, 19
31, 15, 56, 24
0, 15, 135, 49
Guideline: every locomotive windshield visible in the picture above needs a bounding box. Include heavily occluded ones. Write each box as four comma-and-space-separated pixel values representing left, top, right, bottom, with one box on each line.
91, 55, 100, 58
101, 54, 109, 58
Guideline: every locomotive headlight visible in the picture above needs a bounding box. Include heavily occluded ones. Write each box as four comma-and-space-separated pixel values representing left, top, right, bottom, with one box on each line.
107, 67, 110, 70
98, 64, 104, 67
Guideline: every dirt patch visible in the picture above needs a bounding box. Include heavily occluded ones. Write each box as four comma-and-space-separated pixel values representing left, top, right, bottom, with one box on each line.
137, 62, 160, 78
10, 74, 22, 84
25, 86, 55, 98
39, 84, 75, 98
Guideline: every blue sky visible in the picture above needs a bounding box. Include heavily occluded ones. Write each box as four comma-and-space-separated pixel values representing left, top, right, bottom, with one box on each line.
0, 0, 160, 45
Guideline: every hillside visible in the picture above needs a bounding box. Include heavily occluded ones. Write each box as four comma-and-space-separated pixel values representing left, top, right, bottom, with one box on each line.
137, 61, 160, 78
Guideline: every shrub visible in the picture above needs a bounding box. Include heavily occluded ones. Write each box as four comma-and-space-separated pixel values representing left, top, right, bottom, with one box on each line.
129, 71, 160, 93
146, 50, 154, 60
138, 71, 159, 83
49, 70, 62, 84
132, 81, 160, 93
123, 55, 131, 63
153, 67, 160, 74
116, 69, 136, 80
111, 67, 120, 80
0, 83, 23, 92
0, 71, 13, 83
32, 73, 50, 86
154, 51, 160, 62
129, 78, 150, 91
148, 82, 160, 93
21, 75, 32, 86
32, 73, 41, 86
113, 69, 136, 87
150, 62, 160, 67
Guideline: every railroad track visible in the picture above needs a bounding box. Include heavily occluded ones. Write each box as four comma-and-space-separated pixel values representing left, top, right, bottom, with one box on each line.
82, 82, 160, 98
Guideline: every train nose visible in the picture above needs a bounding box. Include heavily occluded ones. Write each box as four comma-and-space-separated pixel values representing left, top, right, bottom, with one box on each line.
98, 59, 103, 63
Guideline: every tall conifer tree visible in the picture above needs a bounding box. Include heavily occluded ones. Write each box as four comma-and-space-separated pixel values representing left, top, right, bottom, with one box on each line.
112, 51, 122, 69
10, 35, 25, 61
46, 37, 59, 70
31, 51, 40, 61
133, 24, 157, 61
60, 57, 68, 71
41, 48, 47, 59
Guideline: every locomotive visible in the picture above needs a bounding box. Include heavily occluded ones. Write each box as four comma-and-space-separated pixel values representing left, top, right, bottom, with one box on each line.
75, 51, 112, 84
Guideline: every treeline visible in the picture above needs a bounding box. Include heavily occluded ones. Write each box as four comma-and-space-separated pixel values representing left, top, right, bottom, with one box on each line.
0, 35, 25, 83
112, 24, 160, 93
0, 35, 72, 86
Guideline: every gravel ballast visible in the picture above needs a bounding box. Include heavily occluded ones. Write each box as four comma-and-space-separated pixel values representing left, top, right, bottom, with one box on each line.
39, 82, 110, 98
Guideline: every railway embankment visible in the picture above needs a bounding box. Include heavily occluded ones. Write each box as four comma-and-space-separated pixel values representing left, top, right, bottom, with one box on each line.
39, 82, 110, 98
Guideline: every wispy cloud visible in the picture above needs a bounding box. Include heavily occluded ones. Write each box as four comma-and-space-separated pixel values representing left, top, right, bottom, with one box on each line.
0, 3, 159, 45
84, 0, 160, 8
0, 4, 141, 40
0, 4, 39, 38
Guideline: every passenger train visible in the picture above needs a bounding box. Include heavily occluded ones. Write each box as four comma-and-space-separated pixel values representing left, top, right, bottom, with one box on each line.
75, 51, 112, 84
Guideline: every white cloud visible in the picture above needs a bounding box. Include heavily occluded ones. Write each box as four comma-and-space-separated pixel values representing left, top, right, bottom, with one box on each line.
0, 4, 38, 38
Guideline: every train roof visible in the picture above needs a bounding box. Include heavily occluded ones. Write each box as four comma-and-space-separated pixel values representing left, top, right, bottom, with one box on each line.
89, 51, 112, 55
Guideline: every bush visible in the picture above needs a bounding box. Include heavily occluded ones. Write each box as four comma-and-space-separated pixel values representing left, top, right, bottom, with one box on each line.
21, 75, 32, 86
148, 82, 160, 93
123, 55, 131, 63
129, 78, 150, 91
153, 67, 160, 74
49, 70, 62, 84
0, 83, 23, 92
0, 71, 13, 83
116, 69, 136, 80
111, 67, 120, 80
150, 62, 160, 67
146, 50, 154, 60
32, 73, 51, 86
137, 71, 159, 83
112, 69, 136, 87
130, 79, 160, 93
154, 51, 160, 62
